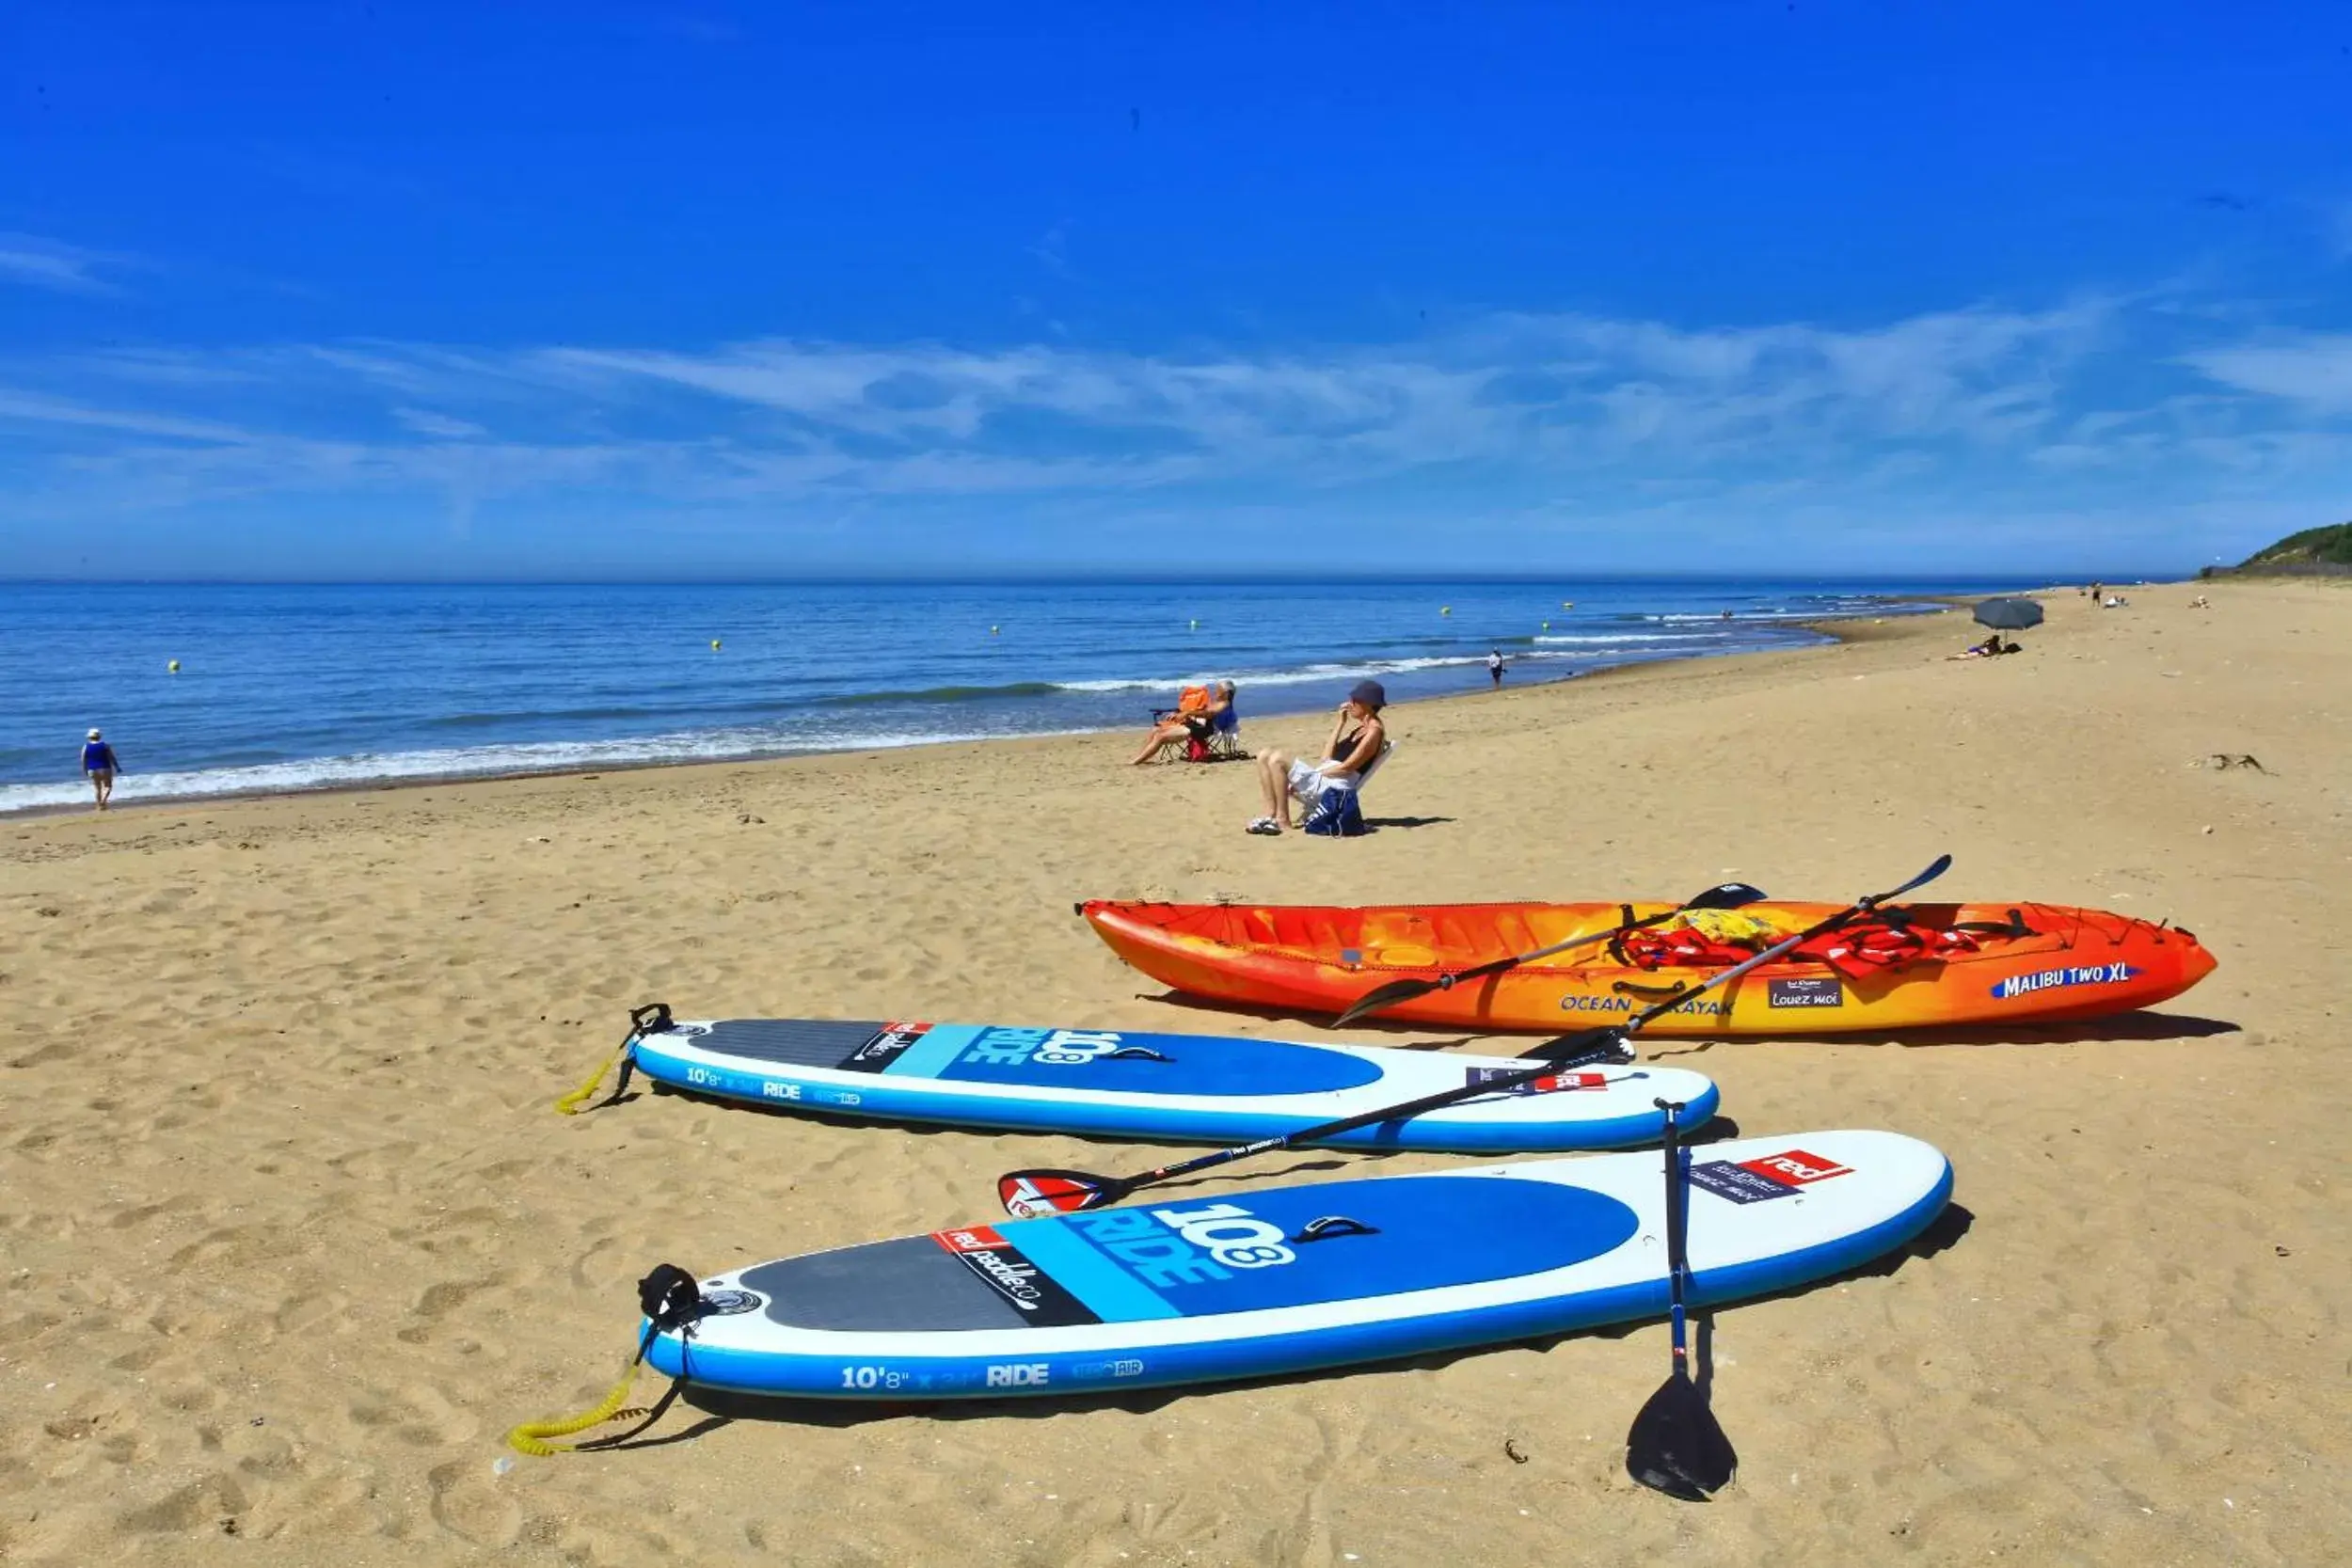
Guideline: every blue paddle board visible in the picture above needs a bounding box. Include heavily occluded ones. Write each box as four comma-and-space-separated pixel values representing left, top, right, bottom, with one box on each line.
627, 1015, 1716, 1151
642, 1130, 1952, 1398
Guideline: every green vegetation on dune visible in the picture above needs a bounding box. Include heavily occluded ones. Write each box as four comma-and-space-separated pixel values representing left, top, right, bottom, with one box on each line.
2242, 522, 2352, 567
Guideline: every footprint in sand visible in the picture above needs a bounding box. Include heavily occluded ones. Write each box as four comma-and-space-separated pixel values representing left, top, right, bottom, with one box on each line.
425, 1459, 523, 1547
117, 1471, 250, 1534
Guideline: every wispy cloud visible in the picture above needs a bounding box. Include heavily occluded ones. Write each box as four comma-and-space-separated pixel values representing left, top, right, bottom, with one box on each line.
2184, 333, 2352, 413
1027, 221, 1074, 278
1, 290, 2344, 569
0, 233, 127, 295
0, 389, 253, 443
392, 407, 488, 439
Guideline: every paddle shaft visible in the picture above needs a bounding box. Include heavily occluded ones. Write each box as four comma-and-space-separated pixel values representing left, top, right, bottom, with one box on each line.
1080, 898, 1890, 1202
1331, 881, 1767, 1025
1006, 855, 1950, 1212
1437, 915, 1656, 989
1660, 1099, 1692, 1373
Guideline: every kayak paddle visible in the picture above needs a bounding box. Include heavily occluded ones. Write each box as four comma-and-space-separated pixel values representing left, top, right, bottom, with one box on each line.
1624, 1097, 1739, 1499
1328, 880, 1770, 1027
997, 855, 1950, 1217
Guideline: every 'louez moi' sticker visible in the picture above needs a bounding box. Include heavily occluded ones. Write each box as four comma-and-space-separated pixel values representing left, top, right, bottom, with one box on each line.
1687, 1148, 1853, 1206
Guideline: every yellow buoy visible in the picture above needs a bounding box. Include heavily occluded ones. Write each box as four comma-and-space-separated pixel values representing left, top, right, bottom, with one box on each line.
710, 639, 722, 651
167, 659, 181, 673
1439, 606, 1451, 616
991, 626, 1000, 636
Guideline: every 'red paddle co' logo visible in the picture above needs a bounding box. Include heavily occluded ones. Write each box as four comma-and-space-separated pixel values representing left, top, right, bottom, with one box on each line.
1738, 1148, 1851, 1186
1687, 1147, 1853, 1205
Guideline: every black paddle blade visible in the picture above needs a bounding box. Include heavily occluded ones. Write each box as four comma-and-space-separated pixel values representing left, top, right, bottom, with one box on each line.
1330, 976, 1443, 1027
1877, 854, 1951, 904
1519, 1027, 1632, 1065
1626, 1370, 1738, 1501
1682, 881, 1768, 911
997, 1169, 1123, 1217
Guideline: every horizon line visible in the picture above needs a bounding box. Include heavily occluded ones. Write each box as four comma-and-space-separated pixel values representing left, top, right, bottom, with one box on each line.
0, 569, 2166, 589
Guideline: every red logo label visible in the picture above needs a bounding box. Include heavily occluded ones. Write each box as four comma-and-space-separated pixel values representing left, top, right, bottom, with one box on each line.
931, 1225, 1008, 1253
1736, 1148, 1852, 1187
880, 1021, 934, 1037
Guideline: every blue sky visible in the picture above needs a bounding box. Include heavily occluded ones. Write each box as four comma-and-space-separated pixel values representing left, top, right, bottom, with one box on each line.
2, 2, 2347, 580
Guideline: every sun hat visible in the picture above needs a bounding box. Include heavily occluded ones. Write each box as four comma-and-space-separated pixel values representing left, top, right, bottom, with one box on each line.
87, 728, 101, 739
1348, 680, 1387, 711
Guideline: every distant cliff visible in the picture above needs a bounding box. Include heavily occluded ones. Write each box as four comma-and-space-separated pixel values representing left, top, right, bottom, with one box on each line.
2201, 521, 2352, 578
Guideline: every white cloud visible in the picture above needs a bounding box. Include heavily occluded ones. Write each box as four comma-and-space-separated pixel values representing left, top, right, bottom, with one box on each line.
2184, 334, 2352, 413
393, 407, 488, 439
0, 234, 124, 294
0, 388, 253, 443
0, 293, 2342, 551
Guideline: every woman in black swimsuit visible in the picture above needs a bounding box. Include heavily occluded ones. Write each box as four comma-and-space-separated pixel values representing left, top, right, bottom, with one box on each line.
1247, 681, 1386, 833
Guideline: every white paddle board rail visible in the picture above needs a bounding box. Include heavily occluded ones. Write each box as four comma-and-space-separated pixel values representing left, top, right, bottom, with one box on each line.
608, 1007, 1719, 1153
633, 1130, 1951, 1401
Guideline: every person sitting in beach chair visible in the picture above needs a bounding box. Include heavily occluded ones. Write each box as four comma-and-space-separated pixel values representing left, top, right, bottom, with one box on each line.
1131, 681, 1237, 766
1247, 680, 1389, 835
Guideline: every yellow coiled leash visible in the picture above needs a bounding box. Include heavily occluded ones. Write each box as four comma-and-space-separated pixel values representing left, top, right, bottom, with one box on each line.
554, 1003, 673, 1116
505, 1264, 702, 1456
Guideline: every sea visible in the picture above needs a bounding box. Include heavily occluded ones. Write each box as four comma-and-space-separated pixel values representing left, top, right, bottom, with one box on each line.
0, 578, 2034, 814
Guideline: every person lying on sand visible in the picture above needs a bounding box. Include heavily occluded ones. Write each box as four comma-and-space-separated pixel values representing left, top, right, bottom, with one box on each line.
1947, 635, 2019, 660
1247, 680, 1386, 834
1130, 681, 1235, 765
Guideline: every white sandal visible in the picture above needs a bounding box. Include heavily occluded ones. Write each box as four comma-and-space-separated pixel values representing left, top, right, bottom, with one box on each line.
1245, 816, 1282, 835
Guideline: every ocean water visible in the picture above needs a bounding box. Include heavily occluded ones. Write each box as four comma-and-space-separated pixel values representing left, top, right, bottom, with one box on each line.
0, 578, 2010, 813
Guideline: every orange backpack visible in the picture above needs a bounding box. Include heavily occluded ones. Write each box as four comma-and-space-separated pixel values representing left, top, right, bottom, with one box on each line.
1175, 685, 1213, 715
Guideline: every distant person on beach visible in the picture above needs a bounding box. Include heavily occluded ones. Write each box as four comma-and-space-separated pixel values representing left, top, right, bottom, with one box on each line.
1947, 635, 2015, 660
1130, 681, 1235, 765
1487, 649, 1504, 688
1247, 681, 1386, 834
82, 728, 119, 811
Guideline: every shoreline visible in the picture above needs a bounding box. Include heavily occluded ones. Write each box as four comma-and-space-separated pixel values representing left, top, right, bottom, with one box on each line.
1, 601, 1968, 825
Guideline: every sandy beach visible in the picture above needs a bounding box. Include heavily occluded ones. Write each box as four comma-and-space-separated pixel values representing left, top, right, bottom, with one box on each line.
3, 578, 2345, 1566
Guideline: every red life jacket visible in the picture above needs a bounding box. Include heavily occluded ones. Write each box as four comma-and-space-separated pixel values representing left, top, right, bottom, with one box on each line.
1619, 917, 1981, 977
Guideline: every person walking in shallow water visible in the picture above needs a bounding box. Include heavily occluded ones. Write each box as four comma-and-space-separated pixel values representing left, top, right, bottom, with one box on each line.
1487, 649, 1504, 689
82, 728, 119, 812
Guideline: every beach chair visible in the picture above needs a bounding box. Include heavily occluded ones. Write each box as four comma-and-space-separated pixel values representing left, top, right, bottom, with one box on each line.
1148, 690, 1245, 763
1200, 701, 1245, 761
1302, 740, 1392, 836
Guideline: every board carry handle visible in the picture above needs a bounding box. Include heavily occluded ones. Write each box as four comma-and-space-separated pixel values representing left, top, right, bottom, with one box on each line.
505, 1263, 706, 1456
554, 1003, 673, 1116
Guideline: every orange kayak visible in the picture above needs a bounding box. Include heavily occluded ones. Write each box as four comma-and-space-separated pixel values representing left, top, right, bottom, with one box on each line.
1080, 899, 2217, 1036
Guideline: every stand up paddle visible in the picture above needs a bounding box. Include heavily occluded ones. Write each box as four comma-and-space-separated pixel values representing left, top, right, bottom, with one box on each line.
1328, 880, 1769, 1027
1625, 1098, 1739, 1500
999, 855, 1950, 1216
